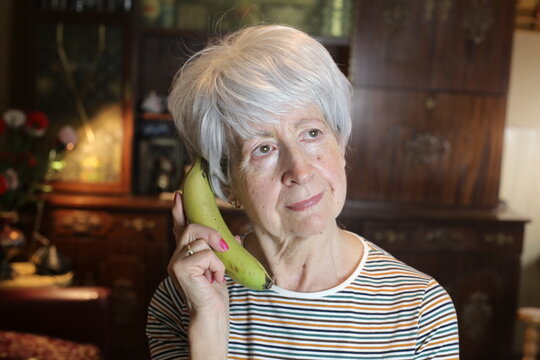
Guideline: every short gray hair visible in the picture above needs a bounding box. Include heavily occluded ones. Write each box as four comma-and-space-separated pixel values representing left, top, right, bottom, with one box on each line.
169, 24, 352, 200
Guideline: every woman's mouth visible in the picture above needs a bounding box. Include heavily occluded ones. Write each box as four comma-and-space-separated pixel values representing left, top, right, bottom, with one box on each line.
285, 191, 324, 212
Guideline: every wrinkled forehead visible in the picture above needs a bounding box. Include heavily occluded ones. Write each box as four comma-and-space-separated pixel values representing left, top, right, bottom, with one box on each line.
231, 104, 326, 140
225, 105, 331, 160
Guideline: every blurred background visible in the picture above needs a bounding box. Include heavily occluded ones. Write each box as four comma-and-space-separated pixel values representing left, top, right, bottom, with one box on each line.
0, 0, 539, 359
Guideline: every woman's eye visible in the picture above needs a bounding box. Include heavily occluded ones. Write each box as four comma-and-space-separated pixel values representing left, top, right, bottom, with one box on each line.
308, 129, 320, 138
303, 129, 321, 140
253, 144, 273, 157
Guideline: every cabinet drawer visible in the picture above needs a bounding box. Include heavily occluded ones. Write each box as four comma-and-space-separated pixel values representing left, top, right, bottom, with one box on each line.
50, 209, 169, 243
364, 221, 479, 252
363, 221, 521, 253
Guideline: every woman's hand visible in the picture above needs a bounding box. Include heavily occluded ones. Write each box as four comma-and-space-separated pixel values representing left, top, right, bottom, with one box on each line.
168, 192, 230, 359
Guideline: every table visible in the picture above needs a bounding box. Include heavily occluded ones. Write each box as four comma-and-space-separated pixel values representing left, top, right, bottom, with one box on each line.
0, 262, 73, 289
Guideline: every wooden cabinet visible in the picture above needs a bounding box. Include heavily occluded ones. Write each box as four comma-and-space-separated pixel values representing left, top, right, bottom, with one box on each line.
8, 0, 526, 359
347, 89, 506, 207
348, 0, 514, 207
338, 202, 526, 360
41, 194, 174, 360
351, 0, 514, 94
346, 1, 526, 358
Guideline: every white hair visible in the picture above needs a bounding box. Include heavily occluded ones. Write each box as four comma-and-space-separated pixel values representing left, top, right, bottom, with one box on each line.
168, 24, 352, 200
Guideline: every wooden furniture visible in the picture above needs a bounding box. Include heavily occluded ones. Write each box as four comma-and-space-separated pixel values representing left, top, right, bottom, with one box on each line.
40, 194, 173, 360
344, 1, 527, 359
347, 0, 514, 207
0, 286, 112, 360
7, 0, 527, 359
518, 307, 540, 360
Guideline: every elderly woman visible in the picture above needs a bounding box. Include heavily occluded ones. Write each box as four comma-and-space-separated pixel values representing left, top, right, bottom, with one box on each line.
147, 25, 459, 359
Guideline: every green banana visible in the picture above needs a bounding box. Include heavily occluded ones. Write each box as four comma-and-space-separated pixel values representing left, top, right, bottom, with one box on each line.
181, 157, 273, 291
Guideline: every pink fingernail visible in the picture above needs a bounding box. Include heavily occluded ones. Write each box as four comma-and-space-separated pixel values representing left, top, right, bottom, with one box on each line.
210, 276, 215, 284
220, 239, 229, 251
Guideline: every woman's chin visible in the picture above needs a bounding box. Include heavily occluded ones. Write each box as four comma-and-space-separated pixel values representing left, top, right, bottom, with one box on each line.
282, 214, 337, 238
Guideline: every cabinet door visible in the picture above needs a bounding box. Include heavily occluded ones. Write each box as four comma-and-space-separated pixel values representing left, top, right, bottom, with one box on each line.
347, 88, 505, 207
43, 206, 172, 360
350, 0, 434, 89
431, 0, 515, 94
452, 253, 520, 360
31, 17, 133, 193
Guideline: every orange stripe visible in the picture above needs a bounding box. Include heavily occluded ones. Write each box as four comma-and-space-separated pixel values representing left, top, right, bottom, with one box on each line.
363, 270, 429, 278
347, 284, 426, 292
230, 296, 421, 312
229, 335, 416, 350
231, 316, 417, 330
419, 296, 451, 317
418, 315, 458, 336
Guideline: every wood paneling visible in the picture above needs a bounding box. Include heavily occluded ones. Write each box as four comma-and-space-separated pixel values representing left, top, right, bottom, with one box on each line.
351, 0, 434, 89
351, 0, 514, 94
347, 89, 506, 207
432, 0, 515, 93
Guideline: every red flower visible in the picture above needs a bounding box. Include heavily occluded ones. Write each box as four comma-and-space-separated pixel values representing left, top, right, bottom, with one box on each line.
26, 152, 37, 167
0, 174, 8, 195
0, 117, 6, 135
25, 111, 49, 137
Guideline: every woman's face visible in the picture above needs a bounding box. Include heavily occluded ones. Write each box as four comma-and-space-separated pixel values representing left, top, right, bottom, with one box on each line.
229, 106, 347, 239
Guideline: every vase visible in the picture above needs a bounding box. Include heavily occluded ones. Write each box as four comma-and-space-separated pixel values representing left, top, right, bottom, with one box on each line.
0, 211, 26, 280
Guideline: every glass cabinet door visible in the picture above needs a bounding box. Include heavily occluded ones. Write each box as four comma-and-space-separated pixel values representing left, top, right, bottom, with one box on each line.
33, 18, 132, 193
140, 0, 352, 38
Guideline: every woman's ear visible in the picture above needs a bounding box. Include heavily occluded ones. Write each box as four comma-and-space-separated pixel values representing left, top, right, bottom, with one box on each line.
339, 141, 348, 158
223, 185, 242, 209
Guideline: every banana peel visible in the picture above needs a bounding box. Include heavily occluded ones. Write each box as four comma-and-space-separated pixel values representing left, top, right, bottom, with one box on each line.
181, 157, 273, 291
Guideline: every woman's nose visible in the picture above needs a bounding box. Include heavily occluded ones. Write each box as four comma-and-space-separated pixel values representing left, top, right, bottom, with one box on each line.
281, 147, 314, 186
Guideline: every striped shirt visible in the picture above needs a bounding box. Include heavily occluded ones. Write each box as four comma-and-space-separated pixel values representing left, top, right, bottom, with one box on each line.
147, 235, 459, 359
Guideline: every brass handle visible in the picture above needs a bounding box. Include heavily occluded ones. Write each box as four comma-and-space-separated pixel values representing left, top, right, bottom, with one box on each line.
462, 291, 493, 339
123, 217, 156, 232
426, 229, 463, 242
462, 0, 494, 44
374, 230, 406, 243
383, 0, 413, 31
484, 233, 514, 246
425, 96, 437, 110
405, 132, 451, 164
425, 229, 464, 248
439, 0, 453, 23
424, 0, 435, 21
61, 213, 103, 235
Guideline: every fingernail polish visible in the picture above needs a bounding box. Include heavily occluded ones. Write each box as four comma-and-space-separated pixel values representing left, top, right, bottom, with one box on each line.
210, 276, 215, 284
220, 239, 229, 251
173, 192, 179, 203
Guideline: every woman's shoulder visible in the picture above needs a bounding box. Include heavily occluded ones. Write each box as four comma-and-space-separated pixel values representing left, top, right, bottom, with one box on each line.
360, 238, 434, 285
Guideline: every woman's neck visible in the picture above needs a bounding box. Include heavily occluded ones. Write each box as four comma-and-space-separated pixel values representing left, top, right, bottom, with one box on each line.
244, 226, 363, 292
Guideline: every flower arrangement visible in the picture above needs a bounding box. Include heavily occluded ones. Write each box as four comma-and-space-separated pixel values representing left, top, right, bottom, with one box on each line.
0, 109, 78, 212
